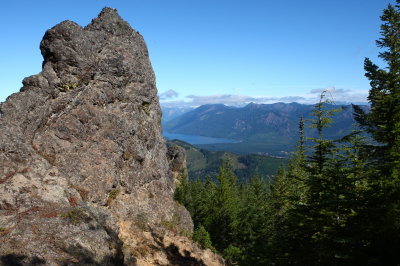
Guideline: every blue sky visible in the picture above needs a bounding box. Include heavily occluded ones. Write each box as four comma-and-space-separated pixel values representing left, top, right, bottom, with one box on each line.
0, 0, 394, 106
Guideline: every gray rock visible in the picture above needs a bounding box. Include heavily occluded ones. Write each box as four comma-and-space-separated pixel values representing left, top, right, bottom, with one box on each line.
0, 7, 224, 266
167, 145, 188, 187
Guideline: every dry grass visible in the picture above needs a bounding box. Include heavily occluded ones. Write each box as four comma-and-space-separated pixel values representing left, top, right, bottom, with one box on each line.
106, 189, 120, 206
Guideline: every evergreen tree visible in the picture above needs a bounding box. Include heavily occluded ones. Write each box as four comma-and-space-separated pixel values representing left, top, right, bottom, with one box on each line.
307, 91, 340, 174
297, 116, 306, 168
265, 165, 299, 264
354, 1, 400, 178
235, 175, 269, 265
353, 1, 400, 263
331, 128, 371, 263
193, 225, 214, 251
173, 4, 400, 264
287, 93, 340, 264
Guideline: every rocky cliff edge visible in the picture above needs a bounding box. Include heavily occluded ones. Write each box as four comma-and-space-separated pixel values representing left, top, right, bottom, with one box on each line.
0, 7, 224, 266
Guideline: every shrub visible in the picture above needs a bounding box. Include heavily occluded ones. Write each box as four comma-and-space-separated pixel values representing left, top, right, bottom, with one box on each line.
223, 245, 242, 265
135, 212, 148, 230
61, 208, 89, 225
192, 225, 214, 251
106, 189, 120, 206
160, 220, 177, 232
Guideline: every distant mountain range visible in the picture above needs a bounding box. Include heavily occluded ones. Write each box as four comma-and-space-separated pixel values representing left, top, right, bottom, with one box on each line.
161, 106, 194, 123
163, 102, 369, 156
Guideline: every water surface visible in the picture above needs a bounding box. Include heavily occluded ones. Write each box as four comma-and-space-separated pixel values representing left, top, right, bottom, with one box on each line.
163, 132, 240, 145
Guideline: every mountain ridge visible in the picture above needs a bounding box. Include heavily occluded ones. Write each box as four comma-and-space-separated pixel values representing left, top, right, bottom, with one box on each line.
164, 102, 369, 155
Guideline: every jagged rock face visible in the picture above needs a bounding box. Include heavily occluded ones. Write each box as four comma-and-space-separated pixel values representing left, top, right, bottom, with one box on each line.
167, 145, 187, 186
0, 8, 223, 265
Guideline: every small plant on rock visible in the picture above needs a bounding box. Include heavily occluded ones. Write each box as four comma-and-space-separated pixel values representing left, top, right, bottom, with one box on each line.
135, 212, 148, 230
64, 83, 78, 91
106, 189, 120, 206
61, 207, 89, 225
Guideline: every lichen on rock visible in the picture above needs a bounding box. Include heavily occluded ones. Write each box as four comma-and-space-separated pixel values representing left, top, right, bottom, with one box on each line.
0, 7, 224, 265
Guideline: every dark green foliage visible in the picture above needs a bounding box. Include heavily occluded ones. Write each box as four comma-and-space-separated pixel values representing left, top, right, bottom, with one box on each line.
353, 1, 400, 178
192, 225, 214, 251
352, 1, 400, 263
223, 245, 243, 265
202, 163, 240, 251
307, 92, 340, 174
174, 2, 400, 264
297, 116, 306, 165
175, 165, 271, 265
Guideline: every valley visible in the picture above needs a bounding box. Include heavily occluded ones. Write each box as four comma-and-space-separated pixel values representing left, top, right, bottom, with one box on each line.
167, 140, 286, 182
162, 102, 369, 156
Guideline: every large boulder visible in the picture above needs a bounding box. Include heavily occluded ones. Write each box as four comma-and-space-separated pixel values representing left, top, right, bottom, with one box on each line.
0, 7, 224, 265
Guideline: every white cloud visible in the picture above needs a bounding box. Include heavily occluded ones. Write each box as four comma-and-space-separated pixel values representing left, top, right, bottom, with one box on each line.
309, 87, 368, 104
160, 88, 369, 108
186, 94, 254, 105
159, 89, 179, 100
161, 94, 308, 108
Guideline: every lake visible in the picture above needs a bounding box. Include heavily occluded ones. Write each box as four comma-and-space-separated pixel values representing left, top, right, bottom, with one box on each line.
163, 132, 240, 145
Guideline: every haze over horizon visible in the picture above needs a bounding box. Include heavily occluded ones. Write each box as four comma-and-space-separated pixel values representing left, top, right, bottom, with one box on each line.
0, 0, 393, 106
159, 88, 371, 109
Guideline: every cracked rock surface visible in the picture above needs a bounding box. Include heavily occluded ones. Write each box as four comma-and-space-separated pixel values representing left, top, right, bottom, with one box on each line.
0, 7, 224, 265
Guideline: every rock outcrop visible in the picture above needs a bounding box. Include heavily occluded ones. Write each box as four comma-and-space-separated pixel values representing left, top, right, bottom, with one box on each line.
0, 7, 224, 265
167, 145, 187, 186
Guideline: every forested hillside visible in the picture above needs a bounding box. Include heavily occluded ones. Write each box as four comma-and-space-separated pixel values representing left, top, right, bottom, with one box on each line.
175, 2, 400, 264
167, 140, 285, 182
